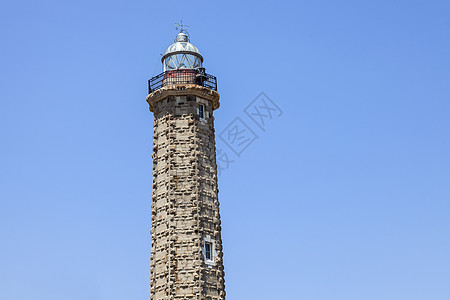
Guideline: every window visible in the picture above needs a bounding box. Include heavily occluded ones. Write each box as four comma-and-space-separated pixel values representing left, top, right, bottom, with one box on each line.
205, 242, 212, 260
198, 104, 205, 119
203, 237, 215, 266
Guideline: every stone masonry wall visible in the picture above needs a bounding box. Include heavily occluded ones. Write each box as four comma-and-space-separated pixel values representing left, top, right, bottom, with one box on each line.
150, 93, 225, 300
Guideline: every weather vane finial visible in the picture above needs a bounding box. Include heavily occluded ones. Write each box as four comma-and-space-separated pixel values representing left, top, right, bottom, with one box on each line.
175, 21, 189, 33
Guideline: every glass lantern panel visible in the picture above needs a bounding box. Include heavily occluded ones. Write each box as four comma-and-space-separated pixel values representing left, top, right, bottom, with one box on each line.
165, 57, 176, 70
193, 57, 202, 68
164, 54, 202, 71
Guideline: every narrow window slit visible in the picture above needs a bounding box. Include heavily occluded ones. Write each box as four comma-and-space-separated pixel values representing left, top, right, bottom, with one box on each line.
205, 242, 212, 260
199, 104, 205, 119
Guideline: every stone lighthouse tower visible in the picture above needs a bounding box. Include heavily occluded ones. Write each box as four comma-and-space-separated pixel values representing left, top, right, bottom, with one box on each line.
146, 25, 225, 300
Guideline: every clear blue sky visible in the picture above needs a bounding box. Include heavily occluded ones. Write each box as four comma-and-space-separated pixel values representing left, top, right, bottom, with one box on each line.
1, 1, 449, 299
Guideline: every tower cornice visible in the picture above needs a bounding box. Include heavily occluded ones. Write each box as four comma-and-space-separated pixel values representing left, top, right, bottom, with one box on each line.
146, 84, 220, 112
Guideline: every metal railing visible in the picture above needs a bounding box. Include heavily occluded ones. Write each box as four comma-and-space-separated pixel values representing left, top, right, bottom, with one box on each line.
148, 68, 217, 93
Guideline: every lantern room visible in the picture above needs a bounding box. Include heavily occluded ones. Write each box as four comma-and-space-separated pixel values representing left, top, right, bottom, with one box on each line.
161, 32, 203, 71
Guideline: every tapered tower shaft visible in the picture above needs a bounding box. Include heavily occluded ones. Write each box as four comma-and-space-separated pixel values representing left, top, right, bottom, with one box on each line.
146, 30, 225, 300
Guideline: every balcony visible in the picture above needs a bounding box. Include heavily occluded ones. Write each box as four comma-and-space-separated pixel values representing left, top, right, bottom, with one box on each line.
148, 68, 217, 94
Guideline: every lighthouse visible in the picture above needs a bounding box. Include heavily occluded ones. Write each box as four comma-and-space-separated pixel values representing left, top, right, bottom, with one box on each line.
146, 24, 226, 300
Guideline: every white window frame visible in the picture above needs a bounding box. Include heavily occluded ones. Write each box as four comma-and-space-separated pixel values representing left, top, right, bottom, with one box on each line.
196, 97, 208, 123
203, 235, 216, 266
205, 242, 212, 260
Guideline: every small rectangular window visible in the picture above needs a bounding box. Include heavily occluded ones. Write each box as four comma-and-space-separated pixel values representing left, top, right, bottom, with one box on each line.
205, 242, 212, 260
198, 104, 205, 119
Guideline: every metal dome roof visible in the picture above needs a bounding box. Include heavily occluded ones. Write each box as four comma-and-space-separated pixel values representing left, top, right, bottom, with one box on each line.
163, 42, 200, 55
164, 38, 200, 55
